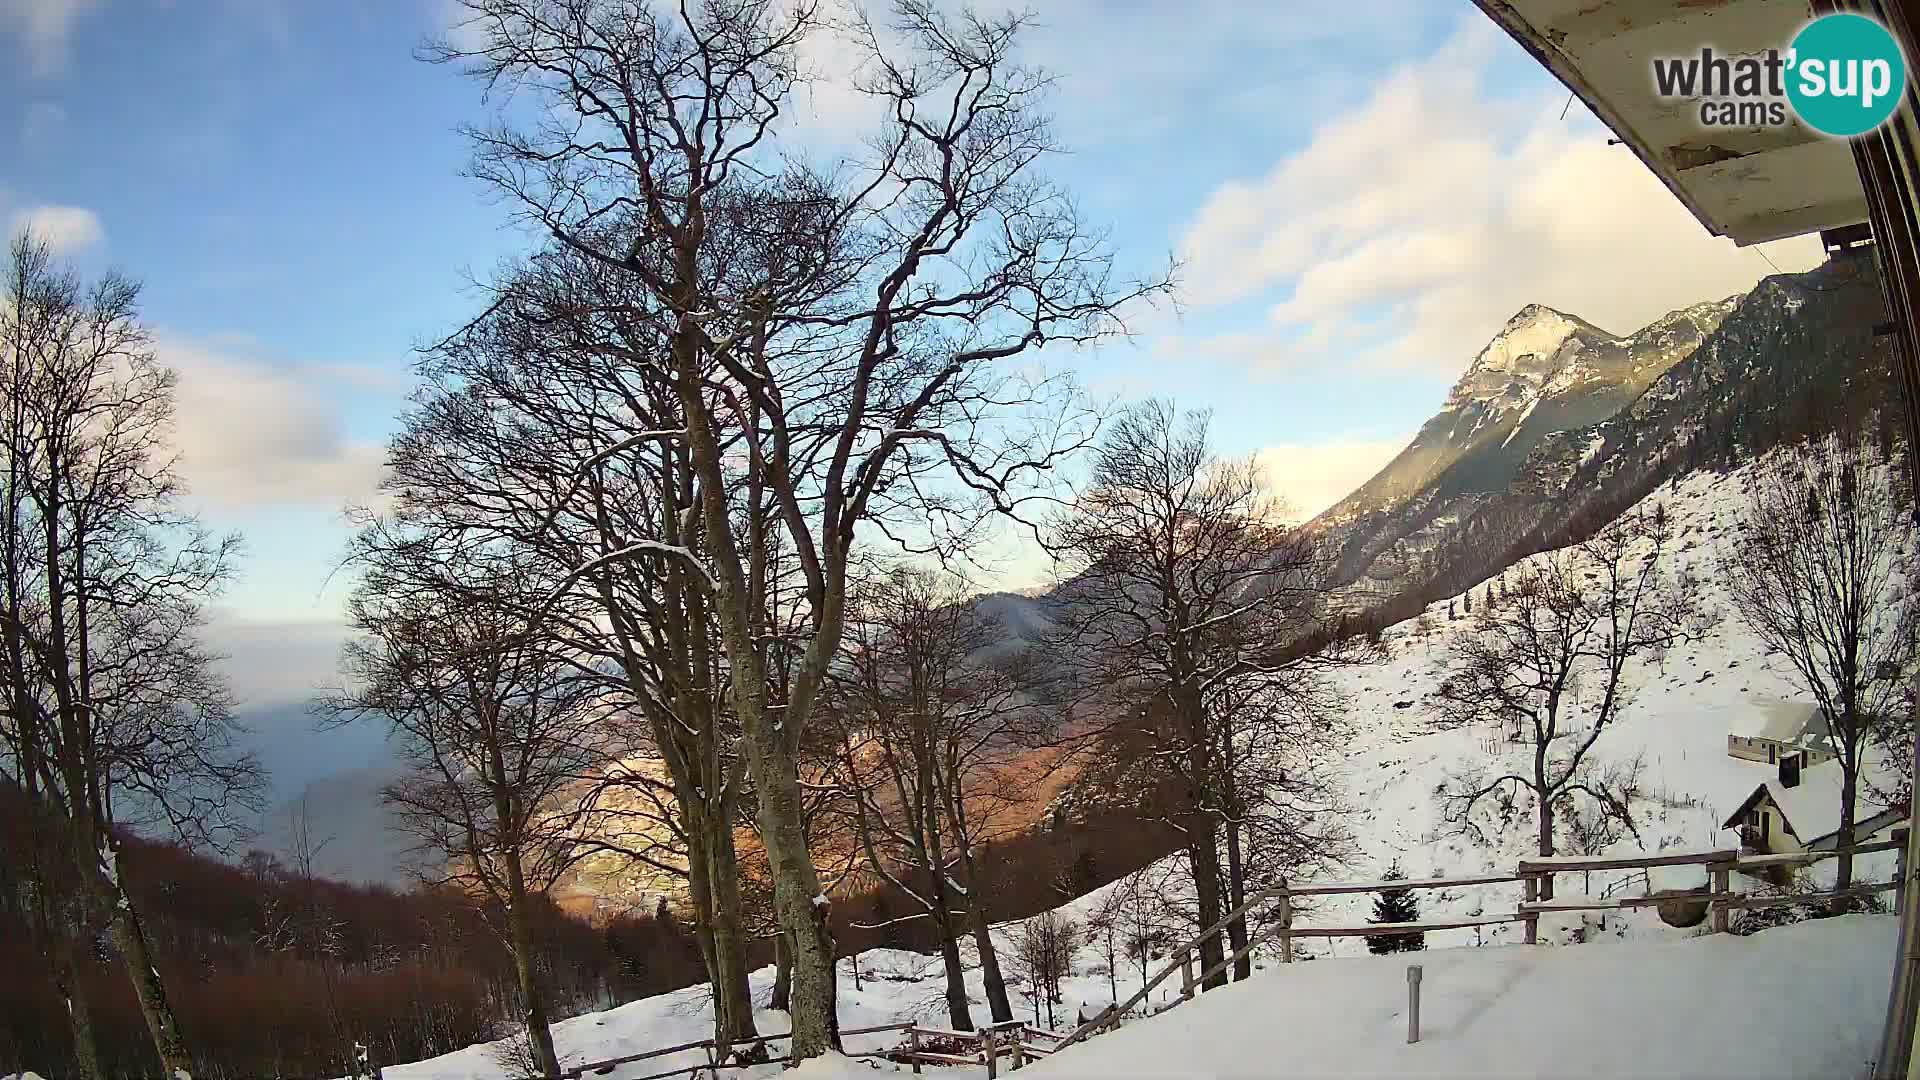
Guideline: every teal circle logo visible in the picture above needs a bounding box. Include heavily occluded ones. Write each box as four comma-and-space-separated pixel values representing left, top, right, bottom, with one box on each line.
1786, 13, 1906, 137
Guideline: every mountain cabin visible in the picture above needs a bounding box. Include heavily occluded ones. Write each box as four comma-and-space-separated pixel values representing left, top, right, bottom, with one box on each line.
1725, 700, 1841, 768
1720, 753, 1905, 857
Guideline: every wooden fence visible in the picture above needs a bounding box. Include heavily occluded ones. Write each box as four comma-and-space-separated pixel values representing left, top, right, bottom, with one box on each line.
554, 1017, 1072, 1079
1058, 831, 1909, 1049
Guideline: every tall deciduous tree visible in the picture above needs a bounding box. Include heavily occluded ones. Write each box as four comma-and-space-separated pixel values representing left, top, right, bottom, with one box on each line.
0, 230, 258, 1080
381, 240, 775, 1060
430, 0, 1165, 1056
334, 553, 606, 1080
1438, 506, 1696, 897
1044, 400, 1348, 990
1723, 428, 1919, 890
826, 565, 1040, 1027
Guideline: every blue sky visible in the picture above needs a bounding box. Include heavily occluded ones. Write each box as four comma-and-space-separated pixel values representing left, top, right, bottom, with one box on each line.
0, 0, 1822, 710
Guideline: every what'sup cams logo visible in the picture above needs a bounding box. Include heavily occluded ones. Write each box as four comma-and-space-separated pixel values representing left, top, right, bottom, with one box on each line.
1651, 12, 1907, 137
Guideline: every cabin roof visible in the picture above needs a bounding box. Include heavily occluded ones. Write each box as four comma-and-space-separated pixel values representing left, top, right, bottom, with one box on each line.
1720, 757, 1892, 841
1725, 699, 1832, 742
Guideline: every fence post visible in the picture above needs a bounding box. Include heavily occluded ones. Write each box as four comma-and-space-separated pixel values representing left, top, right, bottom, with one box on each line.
1279, 880, 1294, 963
1407, 965, 1423, 1045
1712, 864, 1731, 934
1180, 947, 1195, 999
1522, 873, 1539, 945
1012, 1026, 1026, 1071
908, 1027, 922, 1075
1899, 837, 1910, 912
983, 1025, 998, 1079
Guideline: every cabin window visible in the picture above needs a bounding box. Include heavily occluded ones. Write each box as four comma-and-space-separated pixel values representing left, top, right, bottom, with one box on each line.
1768, 744, 1777, 764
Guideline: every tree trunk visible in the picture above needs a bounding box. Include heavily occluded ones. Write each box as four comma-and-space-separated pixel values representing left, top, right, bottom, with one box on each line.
936, 915, 973, 1030
741, 745, 838, 1055
967, 899, 1014, 1023
504, 876, 561, 1078
685, 832, 722, 1008
109, 881, 195, 1078
923, 814, 974, 1030
1837, 763, 1860, 893
704, 822, 763, 1063
1222, 812, 1250, 982
770, 932, 792, 1013
1537, 792, 1557, 902
1185, 829, 1228, 990
52, 926, 103, 1080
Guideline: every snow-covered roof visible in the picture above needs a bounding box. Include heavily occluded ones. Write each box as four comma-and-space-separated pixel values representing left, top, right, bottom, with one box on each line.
1724, 699, 1830, 743
1721, 757, 1892, 844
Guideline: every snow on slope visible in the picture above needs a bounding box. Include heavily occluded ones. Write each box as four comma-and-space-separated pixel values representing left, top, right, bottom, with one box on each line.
1299, 452, 1903, 951
373, 915, 1902, 1080
373, 451, 1907, 1078
1017, 915, 1897, 1080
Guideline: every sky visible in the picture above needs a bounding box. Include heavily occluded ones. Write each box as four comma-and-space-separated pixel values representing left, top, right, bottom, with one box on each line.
0, 0, 1826, 716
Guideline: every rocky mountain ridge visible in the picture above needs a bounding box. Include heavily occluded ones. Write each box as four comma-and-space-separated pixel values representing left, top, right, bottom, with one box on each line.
1311, 249, 1890, 616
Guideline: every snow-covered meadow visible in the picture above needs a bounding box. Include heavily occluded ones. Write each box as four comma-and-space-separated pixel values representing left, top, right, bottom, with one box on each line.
361, 452, 1910, 1079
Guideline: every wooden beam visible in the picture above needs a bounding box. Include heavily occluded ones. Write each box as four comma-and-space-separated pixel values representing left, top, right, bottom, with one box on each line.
1520, 892, 1735, 913
1289, 914, 1523, 938
1289, 872, 1523, 896
1519, 849, 1738, 873
1723, 881, 1900, 911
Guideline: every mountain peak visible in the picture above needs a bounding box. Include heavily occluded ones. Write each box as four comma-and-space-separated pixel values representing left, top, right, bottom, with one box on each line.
1467, 305, 1603, 379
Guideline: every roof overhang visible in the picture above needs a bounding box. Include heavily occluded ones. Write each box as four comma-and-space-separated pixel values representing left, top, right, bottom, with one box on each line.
1474, 0, 1872, 245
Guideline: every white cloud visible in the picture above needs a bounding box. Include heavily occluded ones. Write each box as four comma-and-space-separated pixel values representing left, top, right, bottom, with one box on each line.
1256, 435, 1410, 523
9, 204, 104, 253
1176, 25, 1824, 376
431, 0, 490, 53
0, 0, 100, 76
162, 338, 392, 511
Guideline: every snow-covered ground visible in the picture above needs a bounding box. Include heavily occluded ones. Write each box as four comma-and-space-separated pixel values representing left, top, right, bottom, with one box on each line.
370, 452, 1909, 1079
1009, 914, 1899, 1080
371, 914, 1901, 1080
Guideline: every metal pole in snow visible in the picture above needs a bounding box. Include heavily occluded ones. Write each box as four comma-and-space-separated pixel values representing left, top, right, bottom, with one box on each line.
1407, 965, 1423, 1045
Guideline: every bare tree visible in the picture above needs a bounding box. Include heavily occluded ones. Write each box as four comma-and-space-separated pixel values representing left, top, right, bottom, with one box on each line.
1438, 505, 1697, 896
429, 0, 1166, 1057
0, 230, 258, 1080
1723, 428, 1920, 889
1043, 400, 1347, 989
332, 549, 611, 1080
825, 564, 1043, 1028
385, 239, 779, 1061
1010, 910, 1077, 1029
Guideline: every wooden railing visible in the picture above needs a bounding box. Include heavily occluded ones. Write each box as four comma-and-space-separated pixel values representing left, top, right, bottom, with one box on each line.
1058, 830, 1911, 1050
554, 1017, 1071, 1079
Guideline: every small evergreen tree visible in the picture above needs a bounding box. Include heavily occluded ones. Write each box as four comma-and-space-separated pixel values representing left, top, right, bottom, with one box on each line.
1447, 599, 1456, 620
1463, 590, 1472, 615
1367, 862, 1426, 955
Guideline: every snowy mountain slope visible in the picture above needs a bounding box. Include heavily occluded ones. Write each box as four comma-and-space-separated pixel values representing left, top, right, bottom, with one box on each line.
1056, 447, 1904, 959
1291, 451, 1905, 951
1325, 298, 1733, 524
1311, 252, 1888, 614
